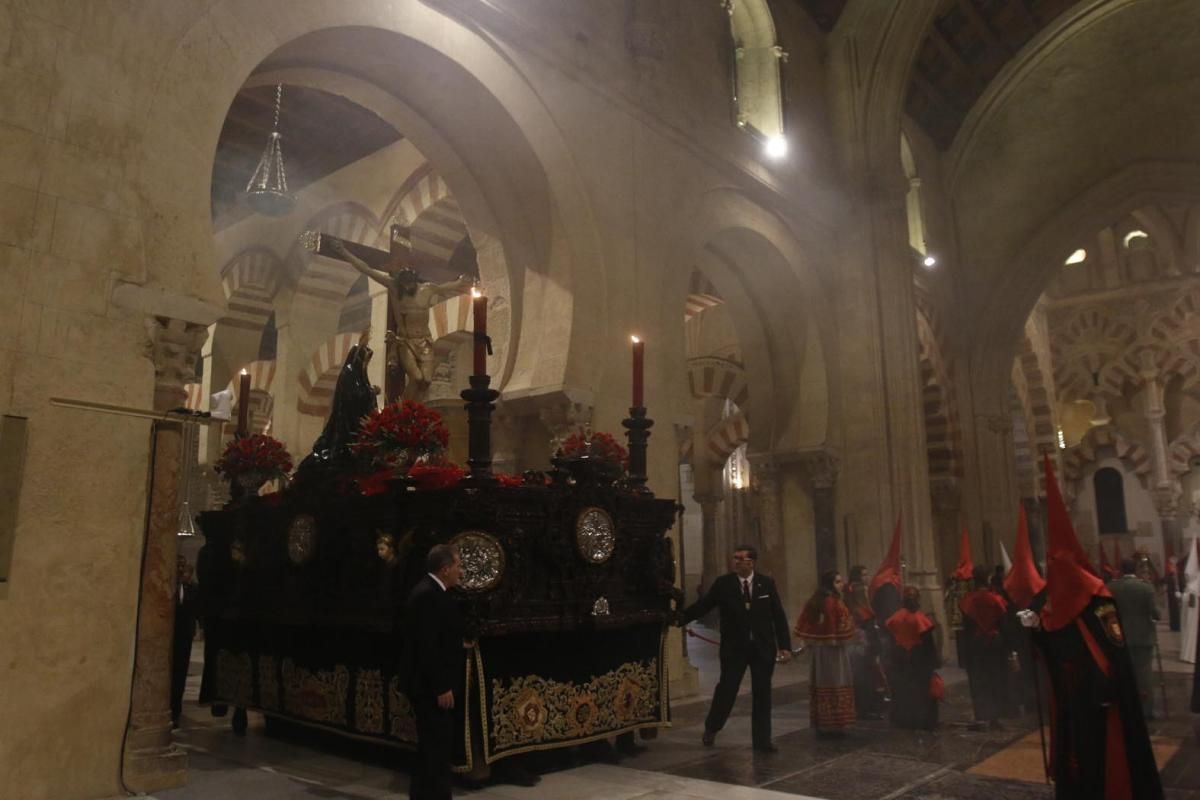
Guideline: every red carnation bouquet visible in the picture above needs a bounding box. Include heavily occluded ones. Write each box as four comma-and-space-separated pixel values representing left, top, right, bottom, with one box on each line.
558, 428, 628, 470
214, 434, 293, 481
353, 400, 450, 471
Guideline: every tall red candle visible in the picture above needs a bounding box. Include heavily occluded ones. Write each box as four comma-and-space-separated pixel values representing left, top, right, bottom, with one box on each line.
631, 335, 644, 408
237, 368, 251, 435
472, 288, 488, 377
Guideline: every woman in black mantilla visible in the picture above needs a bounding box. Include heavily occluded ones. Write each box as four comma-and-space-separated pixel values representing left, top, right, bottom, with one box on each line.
296, 330, 379, 479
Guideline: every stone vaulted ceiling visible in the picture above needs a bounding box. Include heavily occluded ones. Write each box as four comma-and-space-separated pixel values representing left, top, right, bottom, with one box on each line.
211, 84, 402, 229
904, 0, 1085, 149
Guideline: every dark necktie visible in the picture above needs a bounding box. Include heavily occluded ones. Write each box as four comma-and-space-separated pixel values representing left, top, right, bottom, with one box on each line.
743, 579, 751, 608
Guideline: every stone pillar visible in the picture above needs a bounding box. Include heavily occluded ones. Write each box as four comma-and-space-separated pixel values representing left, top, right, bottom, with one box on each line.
861, 176, 944, 625
799, 450, 839, 576
697, 491, 724, 593
122, 317, 208, 792
929, 477, 961, 583
1139, 360, 1182, 557
750, 455, 785, 588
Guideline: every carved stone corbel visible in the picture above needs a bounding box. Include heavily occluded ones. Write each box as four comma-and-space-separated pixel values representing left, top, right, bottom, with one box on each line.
144, 316, 209, 412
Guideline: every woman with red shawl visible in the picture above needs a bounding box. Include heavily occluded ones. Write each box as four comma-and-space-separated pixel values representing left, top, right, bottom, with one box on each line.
794, 570, 856, 735
885, 586, 941, 730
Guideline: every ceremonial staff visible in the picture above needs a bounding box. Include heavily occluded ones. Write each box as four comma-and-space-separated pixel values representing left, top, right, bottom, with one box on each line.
1155, 638, 1169, 719
1030, 647, 1051, 784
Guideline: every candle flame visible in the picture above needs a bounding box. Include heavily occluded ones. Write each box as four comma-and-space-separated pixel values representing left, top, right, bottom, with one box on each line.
630, 335, 640, 344
471, 287, 482, 298
240, 368, 248, 376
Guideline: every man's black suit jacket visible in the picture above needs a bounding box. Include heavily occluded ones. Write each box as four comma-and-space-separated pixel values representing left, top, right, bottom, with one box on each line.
402, 575, 465, 699
682, 572, 791, 662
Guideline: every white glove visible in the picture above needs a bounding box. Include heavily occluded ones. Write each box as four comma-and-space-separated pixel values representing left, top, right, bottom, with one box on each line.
1017, 609, 1040, 629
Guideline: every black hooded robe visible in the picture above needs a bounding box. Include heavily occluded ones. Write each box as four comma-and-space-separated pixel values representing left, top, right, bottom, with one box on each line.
1031, 594, 1163, 799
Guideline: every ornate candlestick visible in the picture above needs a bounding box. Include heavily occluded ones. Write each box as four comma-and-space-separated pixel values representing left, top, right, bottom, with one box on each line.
623, 406, 653, 492
461, 374, 500, 484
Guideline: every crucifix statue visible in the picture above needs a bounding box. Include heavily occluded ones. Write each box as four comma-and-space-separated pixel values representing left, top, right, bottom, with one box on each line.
302, 224, 475, 402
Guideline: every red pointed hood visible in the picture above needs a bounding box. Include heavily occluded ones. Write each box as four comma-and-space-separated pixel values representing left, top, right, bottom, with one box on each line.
951, 525, 974, 581
1004, 504, 1046, 609
869, 517, 903, 600
1041, 455, 1108, 631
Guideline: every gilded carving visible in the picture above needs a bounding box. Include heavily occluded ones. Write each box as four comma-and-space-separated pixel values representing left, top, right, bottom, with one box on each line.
489, 659, 659, 751
258, 655, 280, 710
388, 676, 418, 743
355, 669, 385, 734
281, 659, 349, 726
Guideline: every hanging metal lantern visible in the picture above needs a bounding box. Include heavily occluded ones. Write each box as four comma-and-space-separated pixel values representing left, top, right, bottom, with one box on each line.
244, 84, 294, 216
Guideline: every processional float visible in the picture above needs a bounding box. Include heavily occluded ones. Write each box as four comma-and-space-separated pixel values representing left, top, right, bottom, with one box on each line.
197, 302, 677, 773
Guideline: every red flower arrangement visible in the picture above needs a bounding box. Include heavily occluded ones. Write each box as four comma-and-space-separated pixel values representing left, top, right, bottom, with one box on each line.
408, 462, 466, 490
214, 434, 293, 480
353, 400, 450, 469
558, 428, 628, 469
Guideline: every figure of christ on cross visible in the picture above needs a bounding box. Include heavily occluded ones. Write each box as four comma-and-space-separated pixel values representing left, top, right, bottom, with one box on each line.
304, 225, 476, 402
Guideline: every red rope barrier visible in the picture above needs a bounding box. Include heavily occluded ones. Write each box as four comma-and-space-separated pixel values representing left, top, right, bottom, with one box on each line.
684, 627, 721, 646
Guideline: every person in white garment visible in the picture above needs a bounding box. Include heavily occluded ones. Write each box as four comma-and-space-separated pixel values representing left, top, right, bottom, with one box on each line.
1180, 539, 1200, 663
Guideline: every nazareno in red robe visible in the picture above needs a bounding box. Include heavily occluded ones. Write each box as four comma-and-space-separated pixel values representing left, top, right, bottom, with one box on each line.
1032, 456, 1163, 800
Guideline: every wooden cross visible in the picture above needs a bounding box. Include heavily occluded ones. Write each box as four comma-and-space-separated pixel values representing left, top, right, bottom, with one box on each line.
300, 223, 461, 283
301, 223, 464, 401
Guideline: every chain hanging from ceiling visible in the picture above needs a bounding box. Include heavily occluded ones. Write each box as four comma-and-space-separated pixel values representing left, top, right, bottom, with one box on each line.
244, 83, 294, 216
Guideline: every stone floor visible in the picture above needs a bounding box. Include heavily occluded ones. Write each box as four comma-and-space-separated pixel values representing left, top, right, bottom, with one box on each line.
152, 624, 1200, 800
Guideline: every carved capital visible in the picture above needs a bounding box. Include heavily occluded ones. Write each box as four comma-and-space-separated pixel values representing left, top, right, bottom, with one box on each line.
1153, 482, 1182, 519
143, 316, 208, 412
798, 450, 839, 490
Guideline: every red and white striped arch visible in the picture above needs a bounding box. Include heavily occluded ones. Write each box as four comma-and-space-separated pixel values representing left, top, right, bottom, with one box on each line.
429, 292, 475, 342
220, 246, 282, 332
297, 333, 358, 417
387, 170, 469, 267
295, 202, 381, 303
1062, 425, 1152, 489
687, 357, 749, 411
706, 411, 750, 464
1169, 429, 1200, 477
685, 270, 723, 321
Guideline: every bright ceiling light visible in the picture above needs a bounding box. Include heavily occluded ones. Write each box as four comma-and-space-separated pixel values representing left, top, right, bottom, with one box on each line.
1064, 248, 1087, 265
764, 136, 788, 160
922, 254, 937, 268
1123, 230, 1149, 248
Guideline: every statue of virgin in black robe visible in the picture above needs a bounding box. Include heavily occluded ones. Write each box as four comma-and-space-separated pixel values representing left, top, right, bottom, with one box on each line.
295, 340, 378, 480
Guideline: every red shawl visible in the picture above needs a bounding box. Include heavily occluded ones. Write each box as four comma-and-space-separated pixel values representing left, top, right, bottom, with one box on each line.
793, 592, 856, 642
959, 589, 1008, 637
844, 581, 875, 622
885, 608, 935, 651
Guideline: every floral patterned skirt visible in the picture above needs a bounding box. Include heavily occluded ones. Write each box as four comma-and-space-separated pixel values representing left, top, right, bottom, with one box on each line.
810, 643, 855, 731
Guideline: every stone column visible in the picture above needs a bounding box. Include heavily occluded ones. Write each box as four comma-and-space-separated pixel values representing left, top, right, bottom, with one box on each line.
862, 176, 943, 624
799, 450, 839, 576
929, 477, 961, 584
750, 455, 785, 587
696, 491, 724, 592
123, 317, 208, 792
1139, 359, 1183, 557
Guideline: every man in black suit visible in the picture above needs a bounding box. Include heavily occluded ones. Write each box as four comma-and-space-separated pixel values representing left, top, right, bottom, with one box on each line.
678, 545, 792, 752
403, 544, 466, 800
